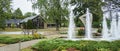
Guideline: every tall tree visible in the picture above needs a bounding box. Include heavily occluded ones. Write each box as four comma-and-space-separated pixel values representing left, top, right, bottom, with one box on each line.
30, 0, 69, 31
13, 8, 24, 19
24, 12, 36, 17
0, 0, 12, 29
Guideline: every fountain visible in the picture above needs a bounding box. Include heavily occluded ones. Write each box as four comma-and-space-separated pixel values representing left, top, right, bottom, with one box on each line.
118, 17, 120, 39
115, 12, 120, 39
68, 4, 76, 40
110, 18, 118, 40
102, 14, 109, 40
66, 0, 120, 41
109, 12, 119, 40
67, 7, 93, 40
84, 8, 93, 40
67, 7, 120, 41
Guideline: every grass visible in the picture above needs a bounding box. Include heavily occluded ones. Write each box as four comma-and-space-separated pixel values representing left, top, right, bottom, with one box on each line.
0, 28, 22, 32
0, 34, 25, 38
21, 47, 33, 51
0, 34, 42, 46
0, 34, 23, 46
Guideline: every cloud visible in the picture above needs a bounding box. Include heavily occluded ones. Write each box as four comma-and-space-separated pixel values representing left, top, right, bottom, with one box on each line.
12, 0, 39, 14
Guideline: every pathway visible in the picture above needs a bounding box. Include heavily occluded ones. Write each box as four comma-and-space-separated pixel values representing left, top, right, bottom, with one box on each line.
0, 39, 40, 51
0, 31, 61, 51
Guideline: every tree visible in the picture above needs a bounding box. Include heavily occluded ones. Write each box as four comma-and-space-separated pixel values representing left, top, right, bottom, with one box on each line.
0, 0, 12, 29
71, 0, 104, 28
13, 8, 24, 19
30, 0, 69, 31
109, 0, 120, 7
4, 10, 13, 19
104, 0, 120, 20
22, 20, 37, 35
24, 12, 36, 17
22, 20, 36, 29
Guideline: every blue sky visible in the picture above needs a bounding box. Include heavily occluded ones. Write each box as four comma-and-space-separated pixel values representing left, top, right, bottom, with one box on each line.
12, 0, 39, 15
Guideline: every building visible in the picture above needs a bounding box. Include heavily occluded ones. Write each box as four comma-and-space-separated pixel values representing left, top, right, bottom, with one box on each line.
20, 15, 47, 29
5, 19, 22, 28
5, 15, 56, 28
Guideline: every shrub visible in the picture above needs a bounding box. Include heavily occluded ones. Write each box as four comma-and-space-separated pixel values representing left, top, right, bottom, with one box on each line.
92, 22, 100, 28
77, 29, 85, 36
11, 23, 16, 28
97, 28, 102, 33
32, 39, 120, 51
112, 40, 120, 48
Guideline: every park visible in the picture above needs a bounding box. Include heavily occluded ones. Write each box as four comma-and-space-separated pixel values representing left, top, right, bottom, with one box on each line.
0, 0, 120, 51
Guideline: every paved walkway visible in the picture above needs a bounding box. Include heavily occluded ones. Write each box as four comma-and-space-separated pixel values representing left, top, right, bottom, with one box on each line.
0, 39, 40, 51
0, 30, 64, 51
0, 32, 61, 51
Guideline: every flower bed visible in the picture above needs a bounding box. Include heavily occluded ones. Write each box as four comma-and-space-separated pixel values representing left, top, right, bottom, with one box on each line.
32, 39, 120, 51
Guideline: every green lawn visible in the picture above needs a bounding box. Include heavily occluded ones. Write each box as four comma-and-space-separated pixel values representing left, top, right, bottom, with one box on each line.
0, 34, 25, 46
0, 34, 42, 46
22, 47, 33, 51
0, 28, 22, 32
0, 34, 25, 38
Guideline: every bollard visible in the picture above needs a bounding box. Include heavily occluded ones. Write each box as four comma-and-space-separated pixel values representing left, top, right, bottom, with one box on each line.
19, 41, 21, 51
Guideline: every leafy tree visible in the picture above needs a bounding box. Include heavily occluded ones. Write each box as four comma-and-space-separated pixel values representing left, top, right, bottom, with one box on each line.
71, 0, 104, 28
108, 0, 120, 7
13, 8, 24, 19
29, 0, 105, 29
0, 19, 5, 29
4, 11, 13, 19
24, 12, 36, 17
30, 0, 69, 31
22, 20, 37, 35
0, 0, 12, 29
104, 0, 120, 20
22, 20, 36, 29
26, 20, 35, 29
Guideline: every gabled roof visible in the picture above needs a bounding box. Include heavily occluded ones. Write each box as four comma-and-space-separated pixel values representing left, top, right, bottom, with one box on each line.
20, 15, 38, 23
5, 19, 22, 24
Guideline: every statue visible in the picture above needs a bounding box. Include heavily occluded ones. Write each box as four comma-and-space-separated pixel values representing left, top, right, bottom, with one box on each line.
79, 10, 93, 26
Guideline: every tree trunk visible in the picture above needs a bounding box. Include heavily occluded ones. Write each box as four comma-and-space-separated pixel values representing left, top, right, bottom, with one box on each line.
56, 20, 60, 31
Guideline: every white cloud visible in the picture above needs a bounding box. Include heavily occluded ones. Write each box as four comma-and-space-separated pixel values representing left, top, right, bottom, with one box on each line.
12, 0, 39, 15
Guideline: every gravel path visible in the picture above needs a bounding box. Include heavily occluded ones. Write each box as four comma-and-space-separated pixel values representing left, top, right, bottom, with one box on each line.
0, 39, 40, 51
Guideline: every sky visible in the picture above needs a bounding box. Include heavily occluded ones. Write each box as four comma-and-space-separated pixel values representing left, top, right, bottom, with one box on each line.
12, 0, 39, 15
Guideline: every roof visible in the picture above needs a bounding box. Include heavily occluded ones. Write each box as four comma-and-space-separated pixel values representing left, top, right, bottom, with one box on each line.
5, 19, 22, 24
20, 15, 38, 23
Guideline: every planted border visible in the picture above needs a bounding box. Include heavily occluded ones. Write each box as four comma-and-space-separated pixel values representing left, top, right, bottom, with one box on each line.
32, 39, 120, 51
